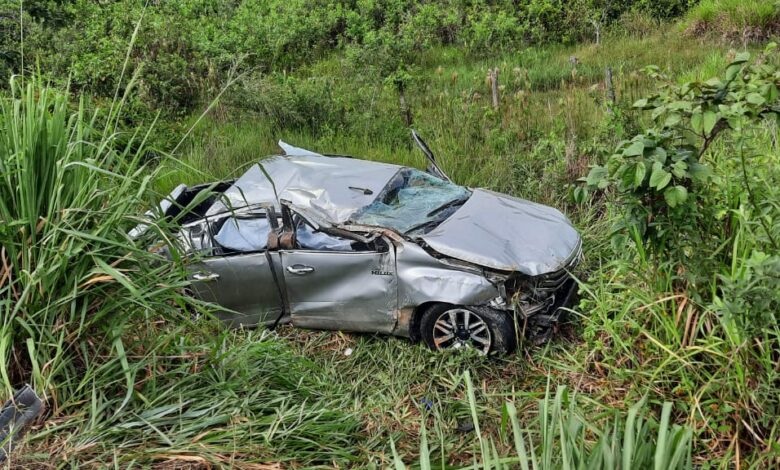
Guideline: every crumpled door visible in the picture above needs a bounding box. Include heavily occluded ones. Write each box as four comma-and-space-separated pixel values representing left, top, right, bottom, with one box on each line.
280, 246, 397, 333
189, 253, 283, 327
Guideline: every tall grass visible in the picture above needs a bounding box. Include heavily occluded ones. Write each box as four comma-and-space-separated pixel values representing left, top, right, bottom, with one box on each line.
0, 75, 188, 402
686, 0, 780, 40
0, 78, 368, 466
400, 371, 692, 469
689, 0, 780, 29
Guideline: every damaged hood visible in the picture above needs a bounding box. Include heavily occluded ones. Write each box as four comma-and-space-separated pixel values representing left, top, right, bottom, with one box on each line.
420, 189, 581, 276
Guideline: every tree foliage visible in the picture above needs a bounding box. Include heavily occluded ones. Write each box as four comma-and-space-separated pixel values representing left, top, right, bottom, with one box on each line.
1, 0, 696, 116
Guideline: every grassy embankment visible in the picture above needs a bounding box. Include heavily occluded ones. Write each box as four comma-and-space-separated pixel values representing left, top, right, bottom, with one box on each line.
159, 22, 775, 467
4, 4, 780, 468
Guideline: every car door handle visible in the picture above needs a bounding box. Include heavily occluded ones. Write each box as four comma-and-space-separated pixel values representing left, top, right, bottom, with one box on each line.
193, 272, 220, 282
286, 264, 314, 275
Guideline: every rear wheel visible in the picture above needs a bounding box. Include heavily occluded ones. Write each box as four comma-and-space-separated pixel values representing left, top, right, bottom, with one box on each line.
420, 304, 517, 355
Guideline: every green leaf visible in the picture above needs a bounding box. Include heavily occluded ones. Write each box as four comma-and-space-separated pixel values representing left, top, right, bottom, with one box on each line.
768, 84, 779, 102
650, 162, 672, 190
725, 52, 749, 81
688, 161, 712, 182
651, 147, 668, 163
668, 101, 691, 111
633, 98, 648, 108
703, 110, 718, 135
691, 112, 703, 134
573, 185, 588, 204
634, 161, 647, 188
726, 64, 741, 81
663, 185, 688, 208
672, 160, 688, 178
619, 164, 635, 190
585, 166, 608, 187
704, 78, 723, 88
624, 140, 645, 157
734, 51, 750, 63
746, 93, 766, 105
664, 113, 681, 128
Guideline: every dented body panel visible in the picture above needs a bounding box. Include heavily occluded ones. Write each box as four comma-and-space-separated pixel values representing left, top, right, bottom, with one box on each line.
281, 246, 398, 333
207, 152, 401, 223
189, 252, 282, 327
391, 240, 501, 336
420, 189, 581, 275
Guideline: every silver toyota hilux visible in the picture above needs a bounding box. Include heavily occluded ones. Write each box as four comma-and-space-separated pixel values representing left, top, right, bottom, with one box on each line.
151, 134, 581, 354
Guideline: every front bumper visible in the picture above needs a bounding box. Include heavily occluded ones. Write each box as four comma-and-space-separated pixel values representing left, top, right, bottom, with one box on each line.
511, 245, 581, 326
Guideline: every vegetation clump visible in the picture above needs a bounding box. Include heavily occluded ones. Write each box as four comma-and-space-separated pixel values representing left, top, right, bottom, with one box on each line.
686, 0, 780, 43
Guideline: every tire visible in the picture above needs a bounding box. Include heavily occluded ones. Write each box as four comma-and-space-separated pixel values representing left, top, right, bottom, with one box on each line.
420, 304, 517, 355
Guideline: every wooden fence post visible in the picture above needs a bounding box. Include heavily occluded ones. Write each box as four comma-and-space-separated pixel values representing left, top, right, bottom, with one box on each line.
605, 66, 616, 114
490, 68, 500, 110
399, 89, 412, 127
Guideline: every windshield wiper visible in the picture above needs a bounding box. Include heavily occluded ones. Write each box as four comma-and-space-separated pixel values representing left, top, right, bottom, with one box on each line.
349, 186, 374, 195
404, 220, 438, 236
426, 196, 469, 217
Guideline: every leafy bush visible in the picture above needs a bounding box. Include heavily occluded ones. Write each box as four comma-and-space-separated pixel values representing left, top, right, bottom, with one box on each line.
580, 46, 780, 261
227, 72, 348, 132
1, 0, 700, 117
0, 2, 51, 85
714, 251, 780, 337
463, 8, 524, 51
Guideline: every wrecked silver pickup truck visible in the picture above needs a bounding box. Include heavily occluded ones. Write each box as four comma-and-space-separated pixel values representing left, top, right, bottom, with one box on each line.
148, 133, 581, 354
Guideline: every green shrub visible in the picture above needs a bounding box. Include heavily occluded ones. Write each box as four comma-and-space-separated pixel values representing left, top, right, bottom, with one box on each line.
580, 47, 780, 263
2, 0, 701, 118
226, 72, 347, 132
463, 8, 524, 51
686, 0, 780, 41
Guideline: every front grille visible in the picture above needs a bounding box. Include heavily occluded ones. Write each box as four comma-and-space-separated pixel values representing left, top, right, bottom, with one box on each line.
531, 246, 581, 300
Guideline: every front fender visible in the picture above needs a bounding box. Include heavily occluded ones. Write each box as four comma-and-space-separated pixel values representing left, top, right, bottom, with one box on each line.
394, 241, 501, 336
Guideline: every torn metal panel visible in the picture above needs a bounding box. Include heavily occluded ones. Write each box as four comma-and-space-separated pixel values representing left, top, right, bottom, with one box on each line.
420, 189, 581, 276
207, 154, 401, 223
392, 307, 416, 337
395, 241, 500, 310
0, 385, 42, 462
277, 140, 323, 157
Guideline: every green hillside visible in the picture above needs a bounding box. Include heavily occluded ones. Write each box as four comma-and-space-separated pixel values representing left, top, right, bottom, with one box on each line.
1, 0, 780, 467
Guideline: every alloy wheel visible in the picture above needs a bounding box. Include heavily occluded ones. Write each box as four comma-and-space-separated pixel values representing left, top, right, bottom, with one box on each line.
432, 308, 491, 354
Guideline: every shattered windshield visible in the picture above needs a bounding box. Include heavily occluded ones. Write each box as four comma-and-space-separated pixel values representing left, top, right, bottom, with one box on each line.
350, 168, 471, 235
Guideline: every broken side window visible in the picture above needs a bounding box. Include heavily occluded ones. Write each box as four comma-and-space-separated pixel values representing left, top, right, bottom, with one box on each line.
349, 168, 470, 235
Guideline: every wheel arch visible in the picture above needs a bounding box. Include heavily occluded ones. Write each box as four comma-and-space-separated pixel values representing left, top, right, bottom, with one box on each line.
408, 301, 449, 342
